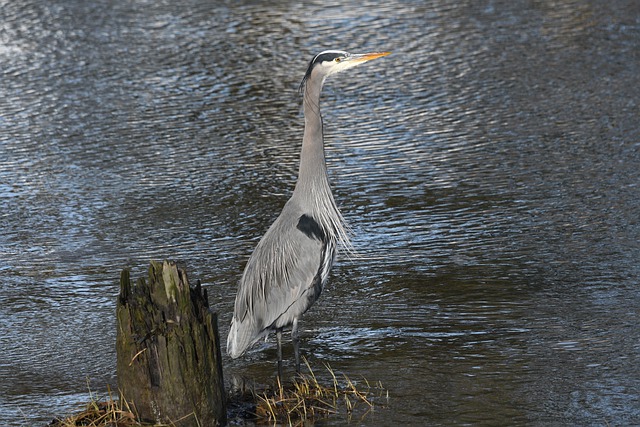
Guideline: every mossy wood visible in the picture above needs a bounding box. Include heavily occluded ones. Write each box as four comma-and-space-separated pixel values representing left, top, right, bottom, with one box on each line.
116, 260, 226, 426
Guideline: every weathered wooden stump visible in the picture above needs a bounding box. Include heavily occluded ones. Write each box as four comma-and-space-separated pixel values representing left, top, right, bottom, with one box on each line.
116, 260, 226, 426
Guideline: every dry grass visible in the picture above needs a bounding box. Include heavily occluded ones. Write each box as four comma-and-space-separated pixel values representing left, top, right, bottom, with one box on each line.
254, 359, 388, 425
49, 386, 145, 427
52, 361, 387, 426
49, 384, 181, 427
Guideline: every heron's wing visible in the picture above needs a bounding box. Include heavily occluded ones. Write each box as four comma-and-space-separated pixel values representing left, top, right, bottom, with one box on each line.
229, 201, 333, 354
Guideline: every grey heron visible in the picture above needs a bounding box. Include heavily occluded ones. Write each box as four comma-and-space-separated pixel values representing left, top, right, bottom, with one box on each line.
227, 50, 390, 377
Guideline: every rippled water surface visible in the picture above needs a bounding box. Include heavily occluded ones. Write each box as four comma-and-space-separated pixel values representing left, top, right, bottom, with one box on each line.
1, 0, 639, 425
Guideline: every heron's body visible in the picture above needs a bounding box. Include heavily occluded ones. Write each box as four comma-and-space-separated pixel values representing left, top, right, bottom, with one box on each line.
227, 50, 389, 375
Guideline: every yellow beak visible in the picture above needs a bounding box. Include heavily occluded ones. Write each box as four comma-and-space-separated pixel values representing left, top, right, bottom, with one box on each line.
350, 51, 391, 63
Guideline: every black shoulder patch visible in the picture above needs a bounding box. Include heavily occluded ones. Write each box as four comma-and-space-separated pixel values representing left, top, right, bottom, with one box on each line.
297, 214, 326, 241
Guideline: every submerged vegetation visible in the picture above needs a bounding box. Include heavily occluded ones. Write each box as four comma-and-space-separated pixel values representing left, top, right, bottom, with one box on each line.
51, 361, 387, 426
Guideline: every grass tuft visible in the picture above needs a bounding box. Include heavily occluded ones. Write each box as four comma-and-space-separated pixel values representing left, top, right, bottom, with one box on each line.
253, 358, 388, 424
49, 385, 161, 427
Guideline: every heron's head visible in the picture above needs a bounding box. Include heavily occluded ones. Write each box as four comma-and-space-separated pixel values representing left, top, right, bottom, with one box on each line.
300, 50, 390, 91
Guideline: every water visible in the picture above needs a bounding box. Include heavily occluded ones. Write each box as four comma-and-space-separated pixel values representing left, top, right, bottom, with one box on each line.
1, 0, 639, 425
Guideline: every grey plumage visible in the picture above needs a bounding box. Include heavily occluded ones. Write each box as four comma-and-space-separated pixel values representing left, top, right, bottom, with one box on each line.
227, 50, 390, 375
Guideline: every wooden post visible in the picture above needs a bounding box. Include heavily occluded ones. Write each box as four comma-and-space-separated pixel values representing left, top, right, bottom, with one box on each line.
116, 260, 226, 426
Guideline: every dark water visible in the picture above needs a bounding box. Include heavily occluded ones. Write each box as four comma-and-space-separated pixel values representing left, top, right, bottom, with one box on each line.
1, 0, 639, 425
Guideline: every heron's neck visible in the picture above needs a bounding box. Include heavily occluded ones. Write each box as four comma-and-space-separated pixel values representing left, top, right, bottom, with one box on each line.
292, 74, 352, 250
294, 78, 331, 199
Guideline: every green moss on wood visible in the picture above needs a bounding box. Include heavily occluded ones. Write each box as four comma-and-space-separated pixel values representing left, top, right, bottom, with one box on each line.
116, 261, 226, 426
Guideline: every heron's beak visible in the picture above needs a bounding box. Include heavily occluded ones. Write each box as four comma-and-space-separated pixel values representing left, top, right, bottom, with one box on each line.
350, 51, 391, 63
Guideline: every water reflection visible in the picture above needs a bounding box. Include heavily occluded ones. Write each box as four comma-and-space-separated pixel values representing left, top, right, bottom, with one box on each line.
1, 0, 640, 425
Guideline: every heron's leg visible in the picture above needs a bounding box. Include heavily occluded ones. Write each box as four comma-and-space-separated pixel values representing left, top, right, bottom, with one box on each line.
276, 328, 283, 380
292, 318, 300, 373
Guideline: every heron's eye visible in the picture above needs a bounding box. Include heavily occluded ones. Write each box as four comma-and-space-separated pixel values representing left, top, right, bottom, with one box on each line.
334, 57, 341, 63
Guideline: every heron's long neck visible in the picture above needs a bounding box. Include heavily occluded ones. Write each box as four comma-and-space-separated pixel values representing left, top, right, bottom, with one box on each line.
293, 73, 352, 250
294, 77, 331, 199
